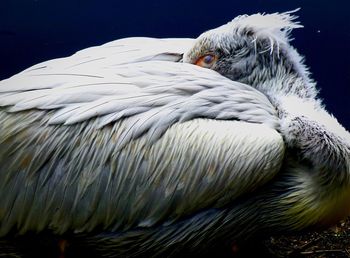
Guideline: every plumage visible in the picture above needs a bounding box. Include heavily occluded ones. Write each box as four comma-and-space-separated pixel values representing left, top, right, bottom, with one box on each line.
0, 40, 278, 149
0, 10, 349, 257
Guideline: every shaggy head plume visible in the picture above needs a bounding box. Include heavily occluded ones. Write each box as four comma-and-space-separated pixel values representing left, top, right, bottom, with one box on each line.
184, 9, 316, 99
227, 9, 303, 53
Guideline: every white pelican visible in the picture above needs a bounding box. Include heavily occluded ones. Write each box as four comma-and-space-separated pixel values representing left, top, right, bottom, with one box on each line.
0, 11, 349, 257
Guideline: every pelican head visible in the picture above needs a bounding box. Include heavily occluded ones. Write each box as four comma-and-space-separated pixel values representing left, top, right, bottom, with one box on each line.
183, 10, 317, 100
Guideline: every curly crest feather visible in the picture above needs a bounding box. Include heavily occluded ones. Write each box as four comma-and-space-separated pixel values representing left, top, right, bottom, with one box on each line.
205, 9, 303, 54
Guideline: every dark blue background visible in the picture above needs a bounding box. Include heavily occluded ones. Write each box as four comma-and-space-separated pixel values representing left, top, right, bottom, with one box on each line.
1, 0, 349, 129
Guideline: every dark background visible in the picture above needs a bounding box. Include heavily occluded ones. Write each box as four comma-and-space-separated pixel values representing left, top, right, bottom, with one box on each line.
0, 0, 349, 129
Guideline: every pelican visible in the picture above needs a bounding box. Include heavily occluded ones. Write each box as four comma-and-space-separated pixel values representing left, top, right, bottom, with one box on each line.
0, 11, 349, 257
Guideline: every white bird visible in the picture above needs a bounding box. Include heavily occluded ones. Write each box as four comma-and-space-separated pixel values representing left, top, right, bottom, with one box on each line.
0, 10, 349, 258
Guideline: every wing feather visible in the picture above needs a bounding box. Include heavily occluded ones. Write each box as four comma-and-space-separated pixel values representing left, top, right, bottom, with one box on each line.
0, 37, 279, 146
0, 37, 285, 237
0, 111, 284, 236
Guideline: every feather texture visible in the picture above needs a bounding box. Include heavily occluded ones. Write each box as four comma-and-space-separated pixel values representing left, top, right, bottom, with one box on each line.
0, 111, 284, 236
0, 36, 284, 238
0, 38, 279, 148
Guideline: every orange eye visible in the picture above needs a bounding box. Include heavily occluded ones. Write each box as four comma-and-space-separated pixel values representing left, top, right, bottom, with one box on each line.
195, 54, 217, 68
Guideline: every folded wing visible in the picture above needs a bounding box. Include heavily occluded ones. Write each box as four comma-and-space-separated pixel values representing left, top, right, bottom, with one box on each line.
0, 37, 284, 236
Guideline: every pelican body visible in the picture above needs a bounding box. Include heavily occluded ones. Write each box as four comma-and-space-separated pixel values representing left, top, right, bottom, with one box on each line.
0, 11, 349, 257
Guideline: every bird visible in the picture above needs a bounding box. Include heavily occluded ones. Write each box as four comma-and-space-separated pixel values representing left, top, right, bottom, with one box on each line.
0, 10, 349, 258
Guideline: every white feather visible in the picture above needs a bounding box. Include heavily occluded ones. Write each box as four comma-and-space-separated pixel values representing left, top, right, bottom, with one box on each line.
0, 37, 279, 147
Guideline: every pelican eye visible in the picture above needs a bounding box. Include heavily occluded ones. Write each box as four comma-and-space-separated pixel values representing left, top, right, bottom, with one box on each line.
195, 54, 217, 68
